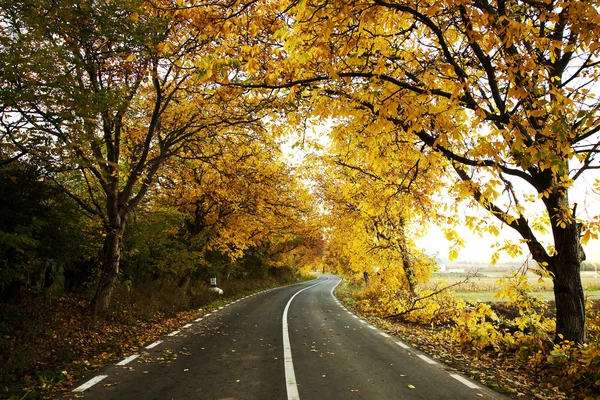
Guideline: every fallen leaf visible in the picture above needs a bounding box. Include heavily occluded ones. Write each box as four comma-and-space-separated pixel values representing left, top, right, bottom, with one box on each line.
407, 384, 415, 389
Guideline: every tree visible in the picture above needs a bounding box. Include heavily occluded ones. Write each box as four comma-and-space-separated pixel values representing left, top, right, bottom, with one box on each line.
157, 125, 322, 283
0, 0, 265, 312
220, 0, 600, 342
308, 123, 443, 295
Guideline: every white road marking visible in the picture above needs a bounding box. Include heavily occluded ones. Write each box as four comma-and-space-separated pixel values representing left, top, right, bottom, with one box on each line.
450, 373, 481, 389
353, 315, 359, 319
167, 330, 180, 337
72, 375, 108, 392
116, 354, 139, 366
396, 341, 410, 349
146, 340, 163, 349
379, 332, 391, 338
194, 317, 204, 322
359, 320, 366, 324
182, 323, 193, 329
418, 354, 437, 365
205, 313, 212, 317
368, 326, 377, 330
283, 277, 331, 400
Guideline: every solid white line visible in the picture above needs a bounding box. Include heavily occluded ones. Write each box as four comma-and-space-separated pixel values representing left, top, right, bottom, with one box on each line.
168, 330, 180, 337
72, 375, 108, 392
116, 354, 139, 366
283, 277, 331, 400
450, 373, 480, 389
418, 354, 437, 365
146, 340, 163, 349
396, 341, 410, 349
379, 332, 391, 338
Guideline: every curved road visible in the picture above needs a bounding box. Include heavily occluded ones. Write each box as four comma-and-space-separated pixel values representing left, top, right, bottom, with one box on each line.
67, 275, 507, 399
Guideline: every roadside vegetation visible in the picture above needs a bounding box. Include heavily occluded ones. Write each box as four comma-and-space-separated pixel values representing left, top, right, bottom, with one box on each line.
336, 267, 600, 399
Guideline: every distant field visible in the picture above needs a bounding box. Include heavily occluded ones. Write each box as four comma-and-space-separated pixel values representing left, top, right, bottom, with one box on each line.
427, 271, 600, 302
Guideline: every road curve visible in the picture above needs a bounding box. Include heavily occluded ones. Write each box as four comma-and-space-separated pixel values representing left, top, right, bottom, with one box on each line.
66, 275, 507, 399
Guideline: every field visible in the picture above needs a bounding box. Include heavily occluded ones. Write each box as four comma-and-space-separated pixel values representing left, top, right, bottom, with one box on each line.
427, 269, 600, 302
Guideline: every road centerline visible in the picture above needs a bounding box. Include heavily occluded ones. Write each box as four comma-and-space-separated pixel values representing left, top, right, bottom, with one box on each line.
282, 276, 330, 400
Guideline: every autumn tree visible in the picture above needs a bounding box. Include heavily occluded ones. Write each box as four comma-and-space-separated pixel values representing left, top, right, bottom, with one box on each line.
0, 0, 270, 312
155, 122, 323, 284
309, 117, 444, 296
216, 0, 600, 343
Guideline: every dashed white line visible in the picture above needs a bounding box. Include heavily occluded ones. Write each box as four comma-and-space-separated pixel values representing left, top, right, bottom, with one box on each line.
167, 330, 180, 337
283, 277, 331, 400
379, 332, 391, 338
353, 315, 359, 319
116, 354, 139, 366
146, 340, 163, 349
205, 313, 212, 317
418, 354, 437, 365
72, 375, 108, 392
182, 323, 193, 329
359, 320, 366, 324
450, 373, 481, 389
368, 326, 377, 330
396, 341, 410, 349
194, 317, 204, 322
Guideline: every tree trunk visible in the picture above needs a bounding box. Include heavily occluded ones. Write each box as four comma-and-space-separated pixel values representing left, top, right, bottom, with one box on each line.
550, 222, 586, 343
363, 271, 370, 287
402, 250, 419, 297
178, 269, 192, 290
90, 221, 126, 315
543, 191, 586, 343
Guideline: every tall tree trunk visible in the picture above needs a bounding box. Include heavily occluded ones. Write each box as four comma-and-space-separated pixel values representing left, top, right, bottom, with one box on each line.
90, 216, 126, 315
545, 193, 586, 343
550, 222, 586, 343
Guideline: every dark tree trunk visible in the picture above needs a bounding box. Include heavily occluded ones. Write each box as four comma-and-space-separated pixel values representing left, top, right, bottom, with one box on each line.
363, 271, 370, 287
543, 192, 586, 343
549, 222, 586, 343
90, 218, 126, 315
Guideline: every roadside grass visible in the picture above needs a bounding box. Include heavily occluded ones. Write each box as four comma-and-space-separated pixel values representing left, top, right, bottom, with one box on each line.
0, 273, 311, 400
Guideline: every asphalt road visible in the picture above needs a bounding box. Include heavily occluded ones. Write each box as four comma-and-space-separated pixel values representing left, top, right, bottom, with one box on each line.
67, 275, 508, 399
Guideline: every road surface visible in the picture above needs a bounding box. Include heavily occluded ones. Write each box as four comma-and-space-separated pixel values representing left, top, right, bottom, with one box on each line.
67, 275, 507, 399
